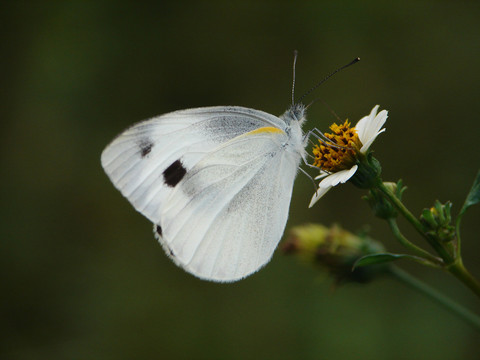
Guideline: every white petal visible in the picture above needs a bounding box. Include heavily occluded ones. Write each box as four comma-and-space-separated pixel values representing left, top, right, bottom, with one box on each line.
308, 186, 331, 208
359, 128, 386, 153
355, 105, 379, 144
357, 109, 388, 153
314, 171, 330, 180
356, 107, 384, 144
319, 165, 358, 188
355, 105, 388, 152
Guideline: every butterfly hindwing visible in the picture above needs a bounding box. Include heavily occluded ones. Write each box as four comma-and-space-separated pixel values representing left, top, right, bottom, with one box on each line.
157, 127, 300, 281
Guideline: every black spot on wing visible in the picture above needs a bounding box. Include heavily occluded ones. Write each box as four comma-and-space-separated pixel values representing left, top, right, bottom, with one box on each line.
153, 224, 175, 258
163, 160, 187, 187
139, 139, 153, 158
155, 224, 163, 237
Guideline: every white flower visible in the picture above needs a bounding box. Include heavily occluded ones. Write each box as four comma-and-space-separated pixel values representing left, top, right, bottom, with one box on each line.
309, 105, 388, 208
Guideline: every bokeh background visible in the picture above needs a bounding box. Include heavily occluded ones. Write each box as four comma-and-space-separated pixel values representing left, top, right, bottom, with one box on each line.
2, 1, 480, 359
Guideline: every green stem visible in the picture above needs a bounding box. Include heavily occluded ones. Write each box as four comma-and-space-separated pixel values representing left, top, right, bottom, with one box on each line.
448, 260, 480, 298
389, 266, 480, 331
387, 218, 442, 266
454, 215, 463, 258
377, 181, 480, 298
376, 182, 454, 263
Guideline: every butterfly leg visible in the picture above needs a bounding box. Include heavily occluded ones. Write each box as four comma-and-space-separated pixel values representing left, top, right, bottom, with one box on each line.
303, 127, 327, 147
298, 152, 329, 193
304, 127, 349, 150
298, 166, 318, 193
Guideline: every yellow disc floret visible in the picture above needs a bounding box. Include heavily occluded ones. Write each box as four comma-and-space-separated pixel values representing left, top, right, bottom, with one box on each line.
312, 120, 362, 172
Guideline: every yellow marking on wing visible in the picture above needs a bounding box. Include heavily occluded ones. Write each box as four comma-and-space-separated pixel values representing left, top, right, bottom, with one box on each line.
247, 126, 285, 135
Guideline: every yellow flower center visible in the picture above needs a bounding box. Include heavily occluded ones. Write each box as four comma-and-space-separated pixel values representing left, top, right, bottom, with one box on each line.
312, 120, 361, 172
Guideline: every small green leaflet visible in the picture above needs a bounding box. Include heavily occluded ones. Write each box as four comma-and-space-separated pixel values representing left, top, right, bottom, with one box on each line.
352, 253, 429, 270
459, 170, 480, 219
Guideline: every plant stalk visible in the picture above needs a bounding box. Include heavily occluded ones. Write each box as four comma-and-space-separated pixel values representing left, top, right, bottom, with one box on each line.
389, 266, 480, 331
386, 218, 442, 266
448, 260, 480, 298
376, 182, 454, 263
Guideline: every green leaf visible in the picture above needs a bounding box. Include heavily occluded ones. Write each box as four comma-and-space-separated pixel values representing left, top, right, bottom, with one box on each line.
459, 170, 480, 218
353, 253, 426, 270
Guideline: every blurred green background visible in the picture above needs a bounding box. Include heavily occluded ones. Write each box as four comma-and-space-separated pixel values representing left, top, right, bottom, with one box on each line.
2, 1, 480, 359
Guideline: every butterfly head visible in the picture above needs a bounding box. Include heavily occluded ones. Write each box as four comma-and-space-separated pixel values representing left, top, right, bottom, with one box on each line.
282, 103, 307, 126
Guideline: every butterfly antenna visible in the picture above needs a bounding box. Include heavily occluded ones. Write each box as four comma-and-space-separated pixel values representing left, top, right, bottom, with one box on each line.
291, 50, 299, 106
306, 97, 343, 123
297, 57, 360, 104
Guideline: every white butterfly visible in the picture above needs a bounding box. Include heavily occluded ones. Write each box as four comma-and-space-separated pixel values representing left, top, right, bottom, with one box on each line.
101, 55, 358, 282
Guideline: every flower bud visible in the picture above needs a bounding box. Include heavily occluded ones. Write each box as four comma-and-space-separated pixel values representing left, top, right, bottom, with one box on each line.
363, 180, 406, 219
282, 224, 386, 284
420, 200, 455, 242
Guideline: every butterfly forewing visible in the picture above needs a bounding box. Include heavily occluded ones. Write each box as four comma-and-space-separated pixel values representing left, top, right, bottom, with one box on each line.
101, 106, 287, 224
